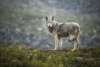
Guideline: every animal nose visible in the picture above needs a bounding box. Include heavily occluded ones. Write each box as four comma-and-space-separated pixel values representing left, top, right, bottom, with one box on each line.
48, 26, 50, 27
48, 26, 51, 27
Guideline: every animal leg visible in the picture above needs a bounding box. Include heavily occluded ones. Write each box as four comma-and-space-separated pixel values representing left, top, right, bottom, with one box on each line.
59, 38, 63, 49
69, 34, 76, 42
54, 35, 59, 50
71, 39, 79, 51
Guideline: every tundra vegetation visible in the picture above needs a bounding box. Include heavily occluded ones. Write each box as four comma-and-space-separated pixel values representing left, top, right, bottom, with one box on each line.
0, 45, 100, 67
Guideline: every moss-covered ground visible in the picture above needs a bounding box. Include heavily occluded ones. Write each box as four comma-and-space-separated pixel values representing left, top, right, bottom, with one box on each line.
0, 45, 100, 67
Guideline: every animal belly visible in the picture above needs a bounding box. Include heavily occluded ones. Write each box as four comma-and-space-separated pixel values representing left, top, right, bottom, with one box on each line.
58, 32, 69, 37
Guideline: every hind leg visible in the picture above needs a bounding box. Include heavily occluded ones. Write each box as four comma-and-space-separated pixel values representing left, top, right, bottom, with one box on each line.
71, 38, 79, 51
69, 34, 76, 42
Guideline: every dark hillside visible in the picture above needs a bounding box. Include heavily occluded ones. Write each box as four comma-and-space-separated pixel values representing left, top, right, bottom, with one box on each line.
0, 0, 100, 48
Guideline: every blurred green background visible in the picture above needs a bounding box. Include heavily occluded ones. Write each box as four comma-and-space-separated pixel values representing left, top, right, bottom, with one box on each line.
0, 0, 100, 49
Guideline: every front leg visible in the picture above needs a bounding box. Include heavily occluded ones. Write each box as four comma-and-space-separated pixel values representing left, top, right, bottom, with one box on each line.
54, 35, 59, 50
59, 38, 63, 49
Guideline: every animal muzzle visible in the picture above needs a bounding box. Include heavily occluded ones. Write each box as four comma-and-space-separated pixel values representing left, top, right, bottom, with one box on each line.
47, 23, 53, 27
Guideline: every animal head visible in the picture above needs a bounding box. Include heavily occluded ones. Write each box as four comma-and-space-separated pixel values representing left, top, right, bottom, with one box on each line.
45, 16, 55, 27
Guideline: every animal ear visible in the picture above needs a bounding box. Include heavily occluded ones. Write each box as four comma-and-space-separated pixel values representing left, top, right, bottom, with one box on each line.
51, 16, 54, 20
45, 16, 48, 21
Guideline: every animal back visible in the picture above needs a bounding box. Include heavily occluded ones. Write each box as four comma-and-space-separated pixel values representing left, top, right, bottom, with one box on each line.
57, 24, 69, 37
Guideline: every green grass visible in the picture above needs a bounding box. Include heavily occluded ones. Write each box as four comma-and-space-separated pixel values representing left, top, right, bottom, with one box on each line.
0, 45, 100, 67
